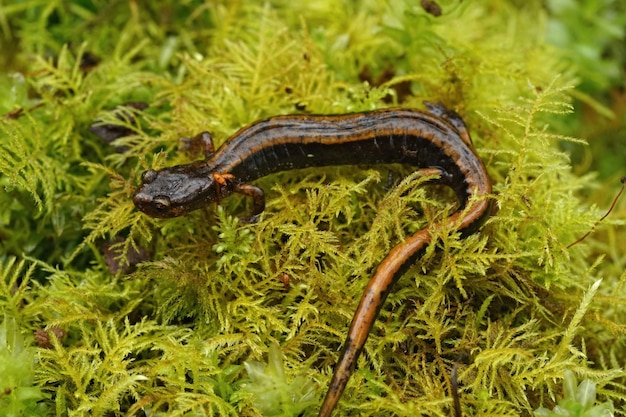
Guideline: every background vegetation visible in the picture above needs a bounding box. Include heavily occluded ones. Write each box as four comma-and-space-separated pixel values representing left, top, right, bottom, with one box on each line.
0, 0, 624, 416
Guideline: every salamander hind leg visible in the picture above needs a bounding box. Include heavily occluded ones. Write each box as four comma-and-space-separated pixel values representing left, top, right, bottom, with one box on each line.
423, 101, 472, 146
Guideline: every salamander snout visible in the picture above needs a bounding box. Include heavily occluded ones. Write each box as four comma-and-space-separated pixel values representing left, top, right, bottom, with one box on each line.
133, 190, 174, 218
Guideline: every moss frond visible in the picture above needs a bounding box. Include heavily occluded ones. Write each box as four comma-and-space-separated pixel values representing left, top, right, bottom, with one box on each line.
65, 161, 149, 267
0, 257, 37, 320
0, 117, 68, 215
36, 317, 244, 416
0, 315, 47, 416
242, 343, 317, 417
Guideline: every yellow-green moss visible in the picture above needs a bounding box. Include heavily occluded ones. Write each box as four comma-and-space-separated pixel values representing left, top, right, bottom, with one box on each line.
0, 1, 624, 416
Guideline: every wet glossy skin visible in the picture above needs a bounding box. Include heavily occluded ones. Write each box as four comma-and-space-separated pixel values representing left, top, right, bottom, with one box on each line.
133, 103, 492, 416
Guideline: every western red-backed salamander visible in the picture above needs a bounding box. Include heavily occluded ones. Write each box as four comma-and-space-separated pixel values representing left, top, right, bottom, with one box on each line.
133, 103, 492, 416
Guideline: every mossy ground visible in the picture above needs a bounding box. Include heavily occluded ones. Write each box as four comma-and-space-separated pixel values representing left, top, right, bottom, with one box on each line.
0, 1, 625, 416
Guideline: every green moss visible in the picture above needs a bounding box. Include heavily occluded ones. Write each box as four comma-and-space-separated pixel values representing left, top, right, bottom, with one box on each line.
534, 369, 615, 417
0, 314, 47, 416
0, 1, 624, 416
242, 343, 317, 416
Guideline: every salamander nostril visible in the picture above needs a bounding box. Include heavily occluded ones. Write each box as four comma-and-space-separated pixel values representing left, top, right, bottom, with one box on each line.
132, 192, 147, 206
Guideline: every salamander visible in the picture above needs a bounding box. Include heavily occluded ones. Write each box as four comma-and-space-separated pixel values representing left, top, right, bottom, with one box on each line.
133, 102, 492, 416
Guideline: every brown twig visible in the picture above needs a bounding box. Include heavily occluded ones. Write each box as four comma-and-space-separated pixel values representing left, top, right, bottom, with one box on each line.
567, 177, 626, 249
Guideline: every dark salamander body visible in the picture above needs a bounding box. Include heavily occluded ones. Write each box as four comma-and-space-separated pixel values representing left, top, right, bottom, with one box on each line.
133, 103, 492, 416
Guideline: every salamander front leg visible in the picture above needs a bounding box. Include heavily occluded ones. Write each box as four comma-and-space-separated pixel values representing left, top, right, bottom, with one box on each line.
234, 183, 265, 223
180, 131, 216, 159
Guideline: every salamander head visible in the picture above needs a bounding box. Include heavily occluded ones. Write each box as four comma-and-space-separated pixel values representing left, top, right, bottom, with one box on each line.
133, 163, 218, 218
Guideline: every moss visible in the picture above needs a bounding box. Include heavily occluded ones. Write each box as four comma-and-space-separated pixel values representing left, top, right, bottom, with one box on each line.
0, 1, 624, 416
0, 314, 47, 416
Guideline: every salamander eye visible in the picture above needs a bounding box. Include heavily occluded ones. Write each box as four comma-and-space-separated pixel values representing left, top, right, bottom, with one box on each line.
152, 196, 171, 213
141, 170, 158, 184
